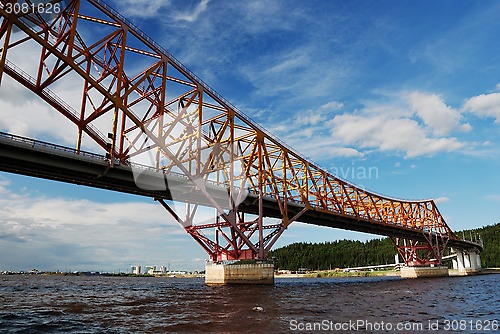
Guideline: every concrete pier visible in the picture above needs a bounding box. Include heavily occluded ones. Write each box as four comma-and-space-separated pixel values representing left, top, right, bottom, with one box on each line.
399, 266, 449, 278
451, 248, 482, 275
205, 261, 274, 285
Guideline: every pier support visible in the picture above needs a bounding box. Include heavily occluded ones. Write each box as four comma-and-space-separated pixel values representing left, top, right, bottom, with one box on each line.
451, 248, 481, 275
205, 261, 274, 285
399, 266, 449, 278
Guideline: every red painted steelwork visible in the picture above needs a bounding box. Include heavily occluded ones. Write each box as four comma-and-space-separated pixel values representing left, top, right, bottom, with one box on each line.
0, 0, 466, 265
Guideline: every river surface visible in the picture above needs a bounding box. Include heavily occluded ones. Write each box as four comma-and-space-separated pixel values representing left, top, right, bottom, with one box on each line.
0, 274, 498, 333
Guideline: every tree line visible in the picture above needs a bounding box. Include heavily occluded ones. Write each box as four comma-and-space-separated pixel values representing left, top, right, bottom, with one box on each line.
269, 223, 499, 270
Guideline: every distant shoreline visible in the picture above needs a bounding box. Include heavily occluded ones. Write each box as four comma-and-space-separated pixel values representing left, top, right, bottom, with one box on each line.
0, 271, 204, 278
276, 268, 500, 279
2, 268, 499, 278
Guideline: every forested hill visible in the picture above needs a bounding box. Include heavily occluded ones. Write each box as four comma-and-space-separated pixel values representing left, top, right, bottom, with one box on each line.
457, 223, 500, 268
269, 223, 500, 271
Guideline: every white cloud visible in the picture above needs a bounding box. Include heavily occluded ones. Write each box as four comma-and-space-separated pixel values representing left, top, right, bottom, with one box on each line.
0, 38, 109, 151
264, 90, 472, 160
0, 179, 207, 272
328, 110, 464, 158
0, 76, 77, 145
0, 176, 14, 197
240, 46, 353, 100
263, 100, 364, 160
313, 90, 480, 158
324, 147, 364, 158
294, 100, 342, 126
320, 101, 344, 111
407, 91, 467, 136
232, 0, 303, 34
434, 197, 450, 204
459, 123, 473, 132
484, 194, 500, 203
279, 132, 365, 160
463, 92, 500, 123
174, 0, 209, 22
111, 0, 172, 19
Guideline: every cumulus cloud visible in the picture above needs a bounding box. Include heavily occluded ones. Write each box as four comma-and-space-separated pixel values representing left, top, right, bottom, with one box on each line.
266, 100, 367, 159
328, 113, 464, 158
266, 91, 473, 160
463, 92, 500, 123
407, 91, 468, 136
316, 90, 478, 158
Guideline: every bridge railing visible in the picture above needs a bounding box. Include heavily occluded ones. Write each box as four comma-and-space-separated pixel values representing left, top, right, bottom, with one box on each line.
0, 131, 105, 161
0, 131, 226, 187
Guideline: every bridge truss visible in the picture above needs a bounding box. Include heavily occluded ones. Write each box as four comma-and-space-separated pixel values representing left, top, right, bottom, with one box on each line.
0, 0, 467, 265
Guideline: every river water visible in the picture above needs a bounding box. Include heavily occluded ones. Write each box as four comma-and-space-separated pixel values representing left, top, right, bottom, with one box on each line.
0, 274, 498, 333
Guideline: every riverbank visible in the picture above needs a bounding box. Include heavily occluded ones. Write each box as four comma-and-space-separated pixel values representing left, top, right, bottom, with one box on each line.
276, 269, 398, 279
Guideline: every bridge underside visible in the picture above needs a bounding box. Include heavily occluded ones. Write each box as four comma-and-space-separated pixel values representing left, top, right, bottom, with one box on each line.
0, 133, 480, 253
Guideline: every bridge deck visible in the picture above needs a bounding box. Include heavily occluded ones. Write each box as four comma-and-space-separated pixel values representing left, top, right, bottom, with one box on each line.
0, 132, 481, 252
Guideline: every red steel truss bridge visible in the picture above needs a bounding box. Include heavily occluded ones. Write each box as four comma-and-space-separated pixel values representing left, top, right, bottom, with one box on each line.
0, 0, 482, 267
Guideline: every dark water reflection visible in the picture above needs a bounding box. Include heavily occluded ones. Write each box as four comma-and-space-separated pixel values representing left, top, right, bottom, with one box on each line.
0, 274, 498, 333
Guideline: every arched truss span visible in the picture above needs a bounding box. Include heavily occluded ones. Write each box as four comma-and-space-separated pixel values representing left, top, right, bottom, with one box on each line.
0, 0, 476, 264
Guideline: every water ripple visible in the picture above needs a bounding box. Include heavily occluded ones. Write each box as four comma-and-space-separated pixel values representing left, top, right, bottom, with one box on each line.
0, 274, 498, 333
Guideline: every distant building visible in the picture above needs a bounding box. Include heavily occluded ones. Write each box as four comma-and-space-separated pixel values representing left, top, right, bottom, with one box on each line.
132, 265, 185, 276
169, 270, 188, 275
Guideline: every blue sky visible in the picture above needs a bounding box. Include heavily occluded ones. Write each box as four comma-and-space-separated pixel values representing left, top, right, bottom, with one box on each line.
1, 0, 500, 272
